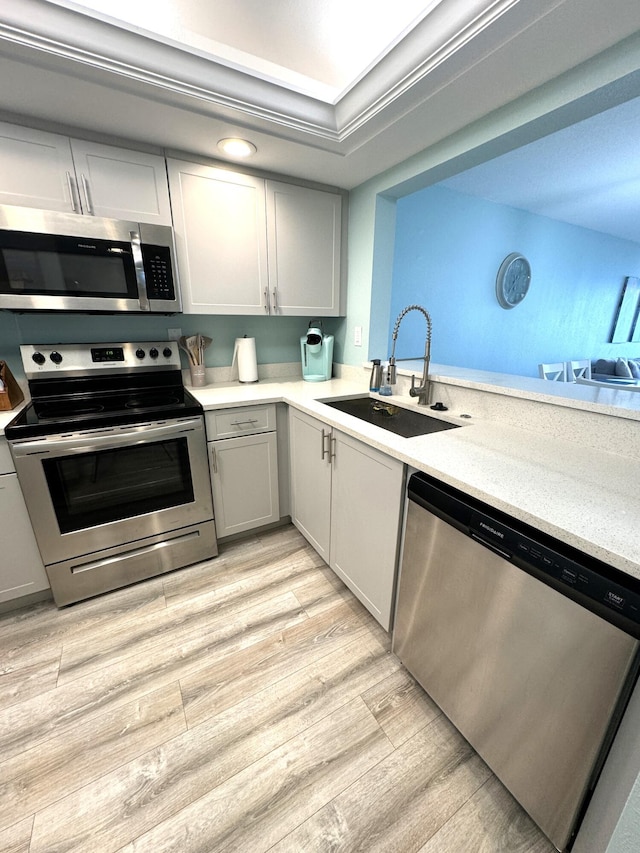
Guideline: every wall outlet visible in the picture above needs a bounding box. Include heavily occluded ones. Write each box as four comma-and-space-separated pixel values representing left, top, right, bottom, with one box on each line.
354, 325, 362, 347
168, 328, 182, 341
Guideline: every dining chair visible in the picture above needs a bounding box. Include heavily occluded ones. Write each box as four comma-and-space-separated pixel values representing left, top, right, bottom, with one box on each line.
538, 362, 567, 381
566, 359, 591, 382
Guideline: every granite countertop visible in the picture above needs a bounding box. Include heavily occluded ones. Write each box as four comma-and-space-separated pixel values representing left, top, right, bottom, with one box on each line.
0, 400, 27, 433
2, 376, 638, 582
192, 376, 640, 582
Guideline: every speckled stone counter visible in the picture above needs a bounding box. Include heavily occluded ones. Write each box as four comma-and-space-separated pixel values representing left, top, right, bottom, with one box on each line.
190, 373, 640, 582
3, 368, 639, 582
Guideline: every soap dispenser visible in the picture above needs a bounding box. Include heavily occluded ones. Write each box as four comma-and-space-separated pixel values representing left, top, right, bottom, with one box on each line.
369, 359, 382, 392
379, 362, 393, 396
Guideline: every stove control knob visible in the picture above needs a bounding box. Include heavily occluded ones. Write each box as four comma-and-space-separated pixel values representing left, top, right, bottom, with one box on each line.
50, 351, 63, 365
136, 348, 145, 359
32, 352, 46, 365
149, 347, 159, 359
163, 347, 172, 358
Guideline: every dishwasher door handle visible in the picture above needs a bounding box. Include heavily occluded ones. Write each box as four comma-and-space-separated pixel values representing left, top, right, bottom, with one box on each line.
470, 532, 512, 561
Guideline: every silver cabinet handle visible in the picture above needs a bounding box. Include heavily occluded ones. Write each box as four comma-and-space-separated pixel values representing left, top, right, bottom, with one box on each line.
264, 288, 270, 314
231, 419, 259, 427
321, 429, 333, 460
330, 435, 336, 461
80, 174, 94, 214
210, 446, 217, 474
272, 288, 278, 313
66, 171, 79, 213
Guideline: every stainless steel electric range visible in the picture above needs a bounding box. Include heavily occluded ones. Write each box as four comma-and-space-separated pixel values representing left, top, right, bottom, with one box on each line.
6, 341, 218, 606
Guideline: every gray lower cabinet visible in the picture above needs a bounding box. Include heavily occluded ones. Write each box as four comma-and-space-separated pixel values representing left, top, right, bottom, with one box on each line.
206, 405, 280, 538
289, 407, 405, 630
0, 438, 49, 604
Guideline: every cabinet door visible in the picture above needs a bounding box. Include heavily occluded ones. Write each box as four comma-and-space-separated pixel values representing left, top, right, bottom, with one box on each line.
70, 140, 172, 224
0, 122, 76, 212
288, 409, 332, 562
209, 432, 279, 538
168, 159, 268, 314
266, 181, 342, 316
0, 473, 49, 603
329, 430, 404, 630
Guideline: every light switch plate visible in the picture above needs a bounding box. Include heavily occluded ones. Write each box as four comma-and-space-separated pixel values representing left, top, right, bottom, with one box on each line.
354, 325, 362, 347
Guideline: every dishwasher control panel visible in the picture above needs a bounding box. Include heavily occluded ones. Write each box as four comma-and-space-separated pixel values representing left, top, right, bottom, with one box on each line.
409, 471, 640, 635
512, 534, 640, 627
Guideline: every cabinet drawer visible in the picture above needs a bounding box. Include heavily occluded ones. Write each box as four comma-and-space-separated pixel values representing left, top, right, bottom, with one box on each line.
206, 404, 276, 439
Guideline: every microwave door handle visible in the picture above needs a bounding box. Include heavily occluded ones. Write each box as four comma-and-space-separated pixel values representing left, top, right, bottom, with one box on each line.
11, 418, 203, 458
130, 230, 150, 311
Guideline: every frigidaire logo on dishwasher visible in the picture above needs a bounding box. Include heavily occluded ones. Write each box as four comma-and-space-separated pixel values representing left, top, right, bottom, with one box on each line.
479, 520, 505, 539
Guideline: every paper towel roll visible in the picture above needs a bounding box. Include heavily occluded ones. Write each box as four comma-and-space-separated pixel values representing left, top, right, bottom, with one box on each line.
232, 336, 258, 383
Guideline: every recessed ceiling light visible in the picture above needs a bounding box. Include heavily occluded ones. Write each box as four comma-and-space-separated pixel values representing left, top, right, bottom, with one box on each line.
217, 138, 257, 159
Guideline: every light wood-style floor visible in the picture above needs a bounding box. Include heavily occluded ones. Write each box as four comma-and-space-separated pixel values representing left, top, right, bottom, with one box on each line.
0, 525, 556, 853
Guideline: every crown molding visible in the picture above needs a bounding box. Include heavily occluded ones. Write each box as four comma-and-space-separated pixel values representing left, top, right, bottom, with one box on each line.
0, 0, 548, 151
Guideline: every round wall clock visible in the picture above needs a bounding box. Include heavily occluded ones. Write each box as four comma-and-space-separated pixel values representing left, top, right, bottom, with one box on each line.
496, 253, 531, 309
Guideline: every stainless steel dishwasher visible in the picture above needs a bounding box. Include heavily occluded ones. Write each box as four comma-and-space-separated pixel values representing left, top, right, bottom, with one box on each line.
393, 472, 640, 852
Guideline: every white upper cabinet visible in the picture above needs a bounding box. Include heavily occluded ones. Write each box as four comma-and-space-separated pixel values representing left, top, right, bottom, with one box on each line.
0, 122, 172, 225
168, 158, 345, 316
68, 140, 171, 224
0, 123, 75, 212
168, 159, 269, 315
266, 180, 342, 316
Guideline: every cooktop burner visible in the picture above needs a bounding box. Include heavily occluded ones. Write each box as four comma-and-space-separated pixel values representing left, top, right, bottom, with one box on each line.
36, 402, 106, 419
6, 340, 204, 440
124, 393, 181, 409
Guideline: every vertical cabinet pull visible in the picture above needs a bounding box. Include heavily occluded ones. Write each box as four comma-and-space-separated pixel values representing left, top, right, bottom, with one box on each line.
263, 289, 270, 314
80, 174, 94, 214
272, 288, 278, 313
211, 447, 218, 474
321, 429, 335, 462
66, 171, 79, 213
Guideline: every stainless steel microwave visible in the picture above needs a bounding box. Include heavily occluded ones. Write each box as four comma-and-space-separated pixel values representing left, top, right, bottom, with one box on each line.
0, 204, 181, 313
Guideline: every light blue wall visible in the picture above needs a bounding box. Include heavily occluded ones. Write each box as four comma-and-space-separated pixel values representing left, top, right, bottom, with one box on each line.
342, 35, 640, 368
389, 184, 640, 376
0, 311, 342, 382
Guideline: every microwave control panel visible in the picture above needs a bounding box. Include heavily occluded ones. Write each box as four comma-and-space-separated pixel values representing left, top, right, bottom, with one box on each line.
142, 245, 175, 300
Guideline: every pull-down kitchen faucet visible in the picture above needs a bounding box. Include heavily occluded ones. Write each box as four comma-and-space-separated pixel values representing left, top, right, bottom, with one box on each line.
387, 304, 433, 406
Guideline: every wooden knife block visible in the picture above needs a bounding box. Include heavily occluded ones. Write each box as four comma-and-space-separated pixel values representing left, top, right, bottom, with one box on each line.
0, 361, 25, 411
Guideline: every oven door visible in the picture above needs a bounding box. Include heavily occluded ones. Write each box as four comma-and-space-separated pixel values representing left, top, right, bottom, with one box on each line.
10, 416, 214, 566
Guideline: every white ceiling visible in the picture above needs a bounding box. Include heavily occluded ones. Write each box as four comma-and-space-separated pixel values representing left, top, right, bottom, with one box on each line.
1, 0, 640, 240
44, 0, 440, 102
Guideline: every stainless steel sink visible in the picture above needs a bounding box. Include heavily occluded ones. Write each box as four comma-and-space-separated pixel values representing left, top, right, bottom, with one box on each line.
318, 396, 460, 438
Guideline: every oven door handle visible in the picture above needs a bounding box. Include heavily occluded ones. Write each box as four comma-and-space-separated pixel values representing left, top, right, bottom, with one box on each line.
10, 417, 203, 458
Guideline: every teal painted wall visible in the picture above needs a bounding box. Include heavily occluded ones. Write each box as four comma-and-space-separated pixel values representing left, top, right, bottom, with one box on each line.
0, 312, 342, 382
389, 185, 640, 377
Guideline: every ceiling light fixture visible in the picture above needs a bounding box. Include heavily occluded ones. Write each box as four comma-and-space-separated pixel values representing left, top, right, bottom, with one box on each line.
217, 138, 257, 159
